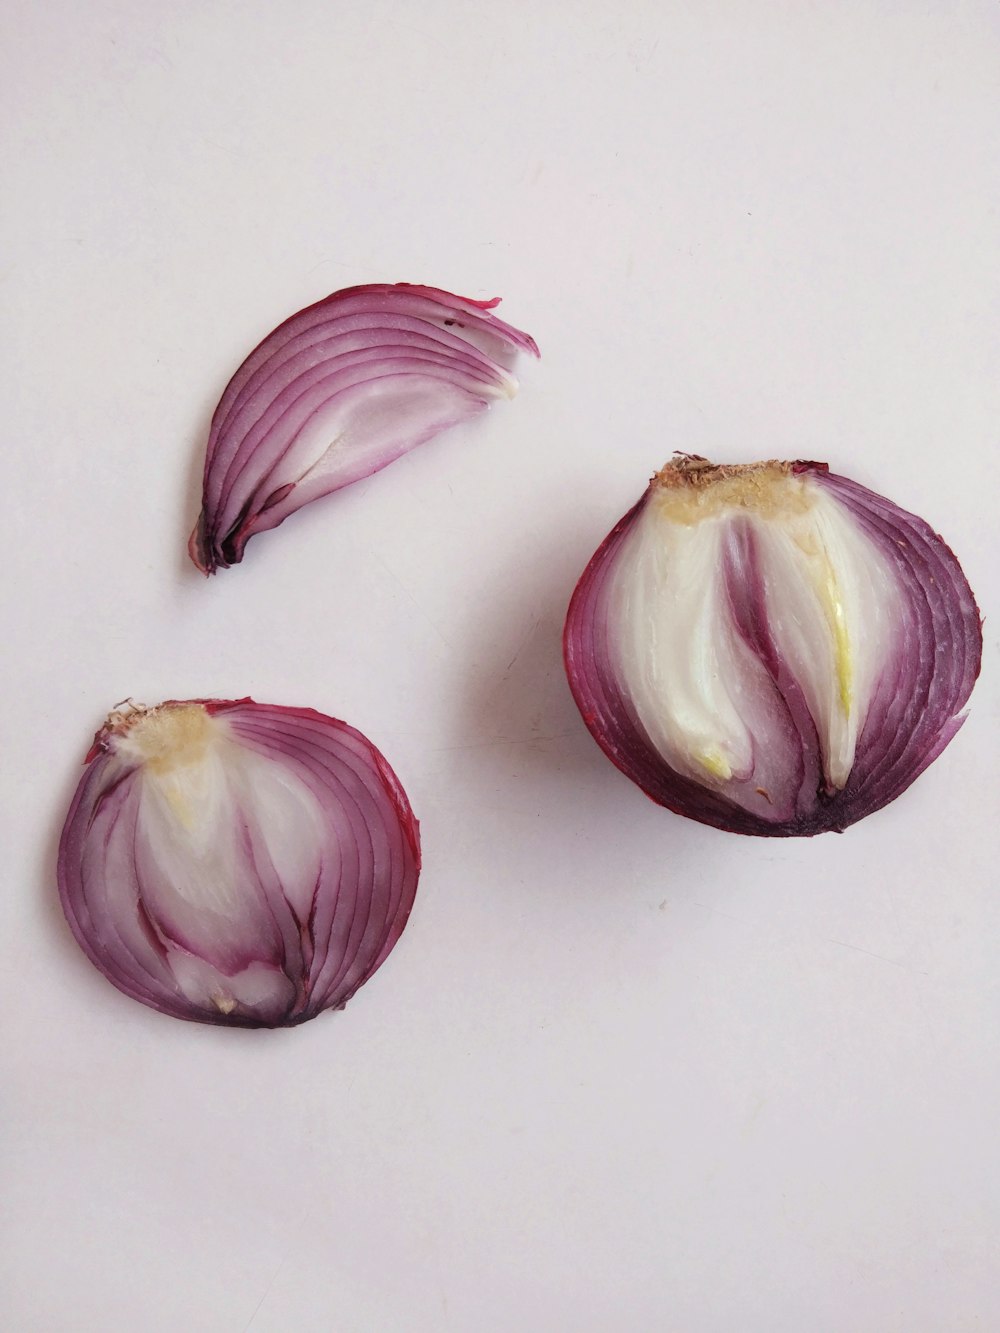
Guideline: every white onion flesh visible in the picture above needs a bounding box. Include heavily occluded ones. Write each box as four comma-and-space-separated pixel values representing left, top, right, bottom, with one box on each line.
611, 467, 898, 811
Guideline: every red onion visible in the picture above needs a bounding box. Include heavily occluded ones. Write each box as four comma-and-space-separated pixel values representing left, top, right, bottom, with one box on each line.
57, 699, 420, 1027
564, 457, 982, 837
189, 283, 539, 573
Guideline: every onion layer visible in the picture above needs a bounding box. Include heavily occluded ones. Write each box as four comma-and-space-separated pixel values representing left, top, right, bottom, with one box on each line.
564, 457, 982, 837
57, 699, 420, 1027
189, 283, 539, 573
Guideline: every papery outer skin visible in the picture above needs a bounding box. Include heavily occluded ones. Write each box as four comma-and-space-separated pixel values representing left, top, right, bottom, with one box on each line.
189, 283, 540, 573
58, 699, 420, 1027
563, 460, 983, 837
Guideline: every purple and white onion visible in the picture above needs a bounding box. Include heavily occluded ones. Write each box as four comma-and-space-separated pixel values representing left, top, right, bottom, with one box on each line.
58, 698, 420, 1027
189, 282, 539, 573
564, 456, 982, 837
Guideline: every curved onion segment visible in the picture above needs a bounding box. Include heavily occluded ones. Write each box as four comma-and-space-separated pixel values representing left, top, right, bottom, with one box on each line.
57, 699, 420, 1027
189, 283, 539, 573
564, 457, 982, 837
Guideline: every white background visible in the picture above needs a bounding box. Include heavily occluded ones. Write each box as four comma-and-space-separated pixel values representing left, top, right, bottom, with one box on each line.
2, 3, 998, 1330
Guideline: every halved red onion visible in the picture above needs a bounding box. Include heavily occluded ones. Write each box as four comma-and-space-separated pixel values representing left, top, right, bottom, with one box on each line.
564, 457, 982, 837
189, 283, 539, 573
57, 699, 420, 1027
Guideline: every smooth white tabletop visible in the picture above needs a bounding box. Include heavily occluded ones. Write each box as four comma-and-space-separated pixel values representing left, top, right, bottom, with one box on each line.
3, 4, 998, 1330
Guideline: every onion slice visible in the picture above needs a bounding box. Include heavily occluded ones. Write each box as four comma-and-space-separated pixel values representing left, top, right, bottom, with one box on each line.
564, 457, 982, 837
189, 283, 539, 573
57, 698, 420, 1027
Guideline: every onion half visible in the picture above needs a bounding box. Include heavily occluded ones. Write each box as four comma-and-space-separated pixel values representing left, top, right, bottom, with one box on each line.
58, 699, 420, 1027
564, 457, 982, 837
189, 283, 539, 573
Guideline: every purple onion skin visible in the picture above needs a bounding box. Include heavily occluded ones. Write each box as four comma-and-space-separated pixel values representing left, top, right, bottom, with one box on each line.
564, 461, 983, 837
58, 699, 421, 1028
189, 282, 539, 574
